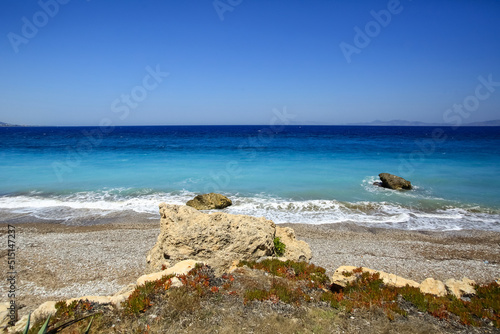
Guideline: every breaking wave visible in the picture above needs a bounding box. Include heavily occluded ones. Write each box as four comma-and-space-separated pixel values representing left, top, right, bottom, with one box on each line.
0, 187, 498, 231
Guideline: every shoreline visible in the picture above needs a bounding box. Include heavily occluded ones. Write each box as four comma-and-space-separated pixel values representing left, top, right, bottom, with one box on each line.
1, 220, 499, 316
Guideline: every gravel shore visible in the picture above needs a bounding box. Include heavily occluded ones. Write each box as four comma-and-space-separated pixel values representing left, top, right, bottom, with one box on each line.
1, 221, 499, 316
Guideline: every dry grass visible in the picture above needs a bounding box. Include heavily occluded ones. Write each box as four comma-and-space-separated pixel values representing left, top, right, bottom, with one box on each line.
18, 262, 500, 334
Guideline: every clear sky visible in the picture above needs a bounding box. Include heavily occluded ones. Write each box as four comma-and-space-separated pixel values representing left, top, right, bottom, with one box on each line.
1, 0, 499, 126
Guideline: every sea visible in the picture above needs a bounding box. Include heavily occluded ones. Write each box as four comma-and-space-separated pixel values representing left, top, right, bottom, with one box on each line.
0, 125, 499, 231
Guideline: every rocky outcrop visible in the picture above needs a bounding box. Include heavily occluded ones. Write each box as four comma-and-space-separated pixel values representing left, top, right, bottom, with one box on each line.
332, 267, 479, 298
186, 193, 232, 210
420, 278, 447, 297
137, 260, 203, 286
331, 266, 420, 289
146, 204, 276, 275
10, 260, 204, 332
7, 254, 489, 332
0, 303, 13, 331
9, 301, 57, 333
378, 173, 412, 190
65, 292, 133, 309
445, 278, 476, 299
275, 226, 312, 262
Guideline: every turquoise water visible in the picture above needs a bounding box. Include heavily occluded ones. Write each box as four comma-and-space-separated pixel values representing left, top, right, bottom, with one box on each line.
0, 126, 499, 230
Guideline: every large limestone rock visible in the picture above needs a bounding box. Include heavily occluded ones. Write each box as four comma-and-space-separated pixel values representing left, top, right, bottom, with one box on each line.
378, 173, 412, 190
331, 266, 420, 289
186, 193, 232, 210
420, 278, 447, 297
275, 226, 312, 262
445, 278, 476, 299
146, 204, 276, 275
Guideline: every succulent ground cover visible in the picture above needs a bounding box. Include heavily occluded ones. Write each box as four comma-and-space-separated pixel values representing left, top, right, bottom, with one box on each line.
21, 261, 499, 334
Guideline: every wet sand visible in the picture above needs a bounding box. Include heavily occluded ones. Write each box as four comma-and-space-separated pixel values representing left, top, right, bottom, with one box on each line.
1, 221, 499, 316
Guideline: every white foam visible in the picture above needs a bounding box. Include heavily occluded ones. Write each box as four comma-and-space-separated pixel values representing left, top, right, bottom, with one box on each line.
0, 189, 196, 221
0, 189, 498, 231
361, 175, 443, 201
222, 195, 500, 230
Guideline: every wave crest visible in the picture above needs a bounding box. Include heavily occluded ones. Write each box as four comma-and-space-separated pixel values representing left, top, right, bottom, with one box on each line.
0, 188, 498, 230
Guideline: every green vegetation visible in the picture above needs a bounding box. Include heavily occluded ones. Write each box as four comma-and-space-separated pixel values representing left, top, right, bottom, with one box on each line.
399, 281, 500, 327
244, 280, 310, 305
320, 271, 406, 320
238, 258, 329, 288
15, 262, 499, 333
273, 237, 286, 257
23, 300, 96, 334
239, 263, 499, 328
321, 268, 500, 327
123, 274, 174, 315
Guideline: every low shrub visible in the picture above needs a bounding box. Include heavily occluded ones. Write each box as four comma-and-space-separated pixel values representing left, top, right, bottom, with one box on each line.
273, 237, 286, 257
123, 274, 174, 315
244, 280, 309, 305
238, 259, 330, 288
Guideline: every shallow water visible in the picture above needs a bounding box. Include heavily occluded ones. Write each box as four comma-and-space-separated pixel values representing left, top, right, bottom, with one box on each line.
1, 125, 499, 230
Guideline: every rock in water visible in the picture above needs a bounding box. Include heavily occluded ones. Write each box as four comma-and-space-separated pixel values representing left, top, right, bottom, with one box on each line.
378, 173, 412, 190
146, 204, 275, 275
186, 193, 232, 210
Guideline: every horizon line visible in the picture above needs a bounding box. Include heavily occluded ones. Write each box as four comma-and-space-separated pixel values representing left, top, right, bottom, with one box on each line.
2, 123, 500, 128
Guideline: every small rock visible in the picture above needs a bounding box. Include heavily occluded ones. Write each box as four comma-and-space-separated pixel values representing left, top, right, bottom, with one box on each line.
11, 301, 57, 333
0, 302, 13, 330
420, 278, 447, 297
9, 315, 29, 334
228, 260, 240, 273
378, 173, 412, 190
138, 259, 204, 286
171, 277, 183, 288
331, 266, 420, 289
275, 226, 312, 262
186, 193, 232, 210
445, 277, 476, 299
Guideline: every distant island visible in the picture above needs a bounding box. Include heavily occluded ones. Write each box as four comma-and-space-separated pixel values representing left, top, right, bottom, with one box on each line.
1, 120, 500, 127
347, 119, 500, 127
464, 120, 500, 126
0, 121, 21, 127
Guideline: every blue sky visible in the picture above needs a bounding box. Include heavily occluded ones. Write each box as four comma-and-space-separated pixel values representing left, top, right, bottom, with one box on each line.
1, 0, 499, 126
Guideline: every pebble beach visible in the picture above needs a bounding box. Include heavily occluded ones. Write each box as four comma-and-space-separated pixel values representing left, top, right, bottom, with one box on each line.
2, 220, 499, 317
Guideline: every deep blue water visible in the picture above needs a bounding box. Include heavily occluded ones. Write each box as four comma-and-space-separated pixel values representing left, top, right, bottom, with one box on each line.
0, 125, 499, 230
